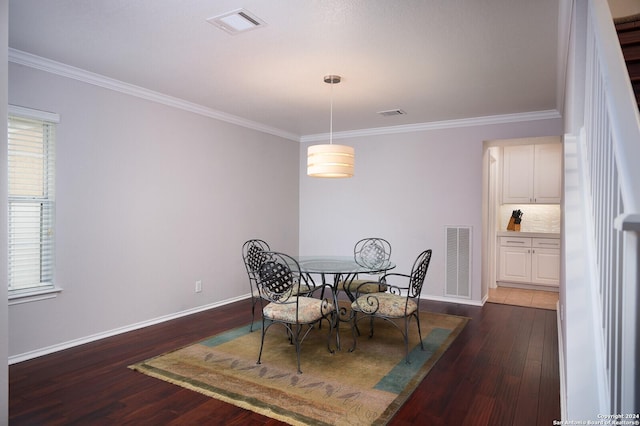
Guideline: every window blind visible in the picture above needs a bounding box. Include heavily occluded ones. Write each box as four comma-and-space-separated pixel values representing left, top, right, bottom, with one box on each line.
8, 109, 57, 294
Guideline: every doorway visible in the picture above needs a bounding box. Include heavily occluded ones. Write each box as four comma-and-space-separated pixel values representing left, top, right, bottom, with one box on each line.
481, 136, 562, 304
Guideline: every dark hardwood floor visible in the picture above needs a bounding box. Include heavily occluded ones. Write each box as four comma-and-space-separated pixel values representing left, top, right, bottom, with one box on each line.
9, 299, 560, 425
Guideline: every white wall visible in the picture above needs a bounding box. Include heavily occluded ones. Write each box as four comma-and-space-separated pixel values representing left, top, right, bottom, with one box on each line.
560, 0, 619, 418
299, 119, 563, 303
1, 0, 9, 420
8, 63, 300, 358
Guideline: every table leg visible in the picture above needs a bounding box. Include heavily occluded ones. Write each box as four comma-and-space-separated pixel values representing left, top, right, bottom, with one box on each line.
305, 272, 340, 352
332, 273, 361, 350
304, 272, 357, 352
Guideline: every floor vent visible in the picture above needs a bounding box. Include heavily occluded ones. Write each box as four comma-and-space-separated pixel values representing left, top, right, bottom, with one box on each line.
445, 226, 472, 298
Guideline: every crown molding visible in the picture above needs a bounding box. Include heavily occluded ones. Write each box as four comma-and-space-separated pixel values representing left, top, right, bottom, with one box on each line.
299, 109, 562, 143
8, 48, 300, 142
10, 49, 561, 144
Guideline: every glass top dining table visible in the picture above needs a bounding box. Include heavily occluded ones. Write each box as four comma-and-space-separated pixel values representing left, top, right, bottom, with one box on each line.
295, 256, 395, 276
294, 255, 395, 350
294, 255, 395, 303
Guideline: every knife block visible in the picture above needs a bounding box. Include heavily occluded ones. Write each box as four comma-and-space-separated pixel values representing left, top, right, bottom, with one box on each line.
507, 217, 516, 231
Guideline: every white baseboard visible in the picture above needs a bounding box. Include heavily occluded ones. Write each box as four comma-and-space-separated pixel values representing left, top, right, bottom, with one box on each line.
557, 300, 567, 420
8, 294, 250, 365
421, 294, 484, 307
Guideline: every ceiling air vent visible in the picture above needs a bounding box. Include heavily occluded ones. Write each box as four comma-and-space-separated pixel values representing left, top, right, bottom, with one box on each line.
207, 9, 266, 35
377, 109, 406, 117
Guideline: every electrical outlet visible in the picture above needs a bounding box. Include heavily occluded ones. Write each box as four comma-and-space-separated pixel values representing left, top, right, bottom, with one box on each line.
195, 280, 202, 293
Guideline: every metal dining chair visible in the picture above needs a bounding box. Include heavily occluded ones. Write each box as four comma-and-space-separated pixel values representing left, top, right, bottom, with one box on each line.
256, 251, 336, 373
350, 249, 432, 363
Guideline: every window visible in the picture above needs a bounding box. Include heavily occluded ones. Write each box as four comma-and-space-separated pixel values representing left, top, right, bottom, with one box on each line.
8, 106, 59, 302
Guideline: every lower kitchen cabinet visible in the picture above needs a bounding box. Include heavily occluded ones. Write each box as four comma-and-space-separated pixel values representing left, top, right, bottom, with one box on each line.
499, 244, 531, 282
498, 236, 560, 287
531, 244, 561, 286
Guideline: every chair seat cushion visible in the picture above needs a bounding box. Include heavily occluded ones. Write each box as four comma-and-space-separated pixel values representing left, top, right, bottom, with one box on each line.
292, 283, 312, 295
351, 293, 417, 318
263, 297, 334, 323
337, 279, 387, 293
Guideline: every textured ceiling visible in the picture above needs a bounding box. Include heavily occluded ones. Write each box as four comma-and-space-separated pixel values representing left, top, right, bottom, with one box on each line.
8, 0, 561, 140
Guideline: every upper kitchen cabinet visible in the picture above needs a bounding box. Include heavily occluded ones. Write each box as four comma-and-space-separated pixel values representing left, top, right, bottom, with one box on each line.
502, 144, 562, 204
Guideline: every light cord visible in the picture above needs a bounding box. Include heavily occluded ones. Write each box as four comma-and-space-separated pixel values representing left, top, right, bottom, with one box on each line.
329, 81, 334, 145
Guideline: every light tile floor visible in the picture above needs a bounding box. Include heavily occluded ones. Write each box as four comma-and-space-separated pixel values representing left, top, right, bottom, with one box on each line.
488, 286, 558, 310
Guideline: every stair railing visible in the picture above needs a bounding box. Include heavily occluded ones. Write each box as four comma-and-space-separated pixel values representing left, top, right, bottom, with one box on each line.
582, 0, 640, 414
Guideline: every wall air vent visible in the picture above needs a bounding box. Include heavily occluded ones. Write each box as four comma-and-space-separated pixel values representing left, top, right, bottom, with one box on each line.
445, 226, 472, 299
377, 109, 406, 117
207, 9, 266, 35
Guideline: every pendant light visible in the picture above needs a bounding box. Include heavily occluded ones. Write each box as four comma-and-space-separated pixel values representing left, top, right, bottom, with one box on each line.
307, 75, 355, 178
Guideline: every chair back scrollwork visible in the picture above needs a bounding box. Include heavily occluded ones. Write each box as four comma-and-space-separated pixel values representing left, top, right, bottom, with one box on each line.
242, 239, 272, 331
354, 238, 392, 270
243, 240, 270, 276
257, 252, 307, 303
409, 249, 432, 298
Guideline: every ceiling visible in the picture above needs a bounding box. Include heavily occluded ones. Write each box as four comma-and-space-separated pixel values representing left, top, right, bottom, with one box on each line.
8, 0, 561, 141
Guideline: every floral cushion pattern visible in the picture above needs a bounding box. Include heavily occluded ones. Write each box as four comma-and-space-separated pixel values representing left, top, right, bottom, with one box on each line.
351, 293, 417, 318
292, 283, 312, 295
338, 279, 388, 293
263, 297, 334, 324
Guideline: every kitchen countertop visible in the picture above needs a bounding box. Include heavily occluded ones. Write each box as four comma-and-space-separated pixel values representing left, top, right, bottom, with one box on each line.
497, 231, 560, 239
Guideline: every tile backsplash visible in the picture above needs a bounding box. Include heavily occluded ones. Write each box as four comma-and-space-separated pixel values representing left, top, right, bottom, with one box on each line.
500, 204, 561, 233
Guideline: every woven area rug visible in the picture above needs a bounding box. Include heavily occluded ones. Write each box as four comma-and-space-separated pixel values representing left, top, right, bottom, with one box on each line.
130, 310, 468, 425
